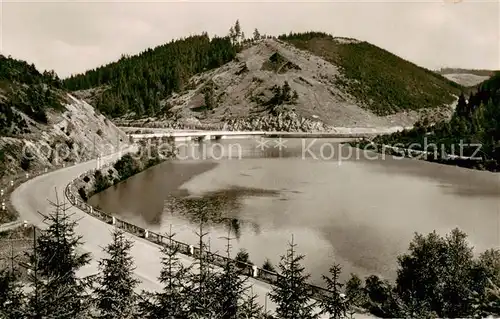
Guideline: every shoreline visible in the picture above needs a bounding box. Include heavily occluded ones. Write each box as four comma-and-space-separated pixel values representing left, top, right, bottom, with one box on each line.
88, 159, 219, 227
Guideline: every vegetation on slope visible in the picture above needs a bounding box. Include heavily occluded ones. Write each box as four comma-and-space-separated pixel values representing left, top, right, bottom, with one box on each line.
0, 55, 63, 135
368, 72, 500, 171
279, 32, 463, 115
77, 139, 177, 200
63, 34, 239, 117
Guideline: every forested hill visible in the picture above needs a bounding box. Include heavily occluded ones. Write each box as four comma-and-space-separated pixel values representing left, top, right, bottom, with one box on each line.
371, 72, 500, 171
0, 55, 64, 133
63, 34, 238, 117
61, 26, 467, 126
278, 32, 463, 115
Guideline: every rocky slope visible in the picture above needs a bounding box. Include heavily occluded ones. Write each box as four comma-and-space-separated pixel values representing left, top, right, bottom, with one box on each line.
0, 94, 128, 177
0, 55, 129, 178
115, 38, 457, 132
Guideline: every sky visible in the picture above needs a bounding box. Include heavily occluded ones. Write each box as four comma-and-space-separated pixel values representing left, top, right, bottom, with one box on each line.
0, 0, 499, 78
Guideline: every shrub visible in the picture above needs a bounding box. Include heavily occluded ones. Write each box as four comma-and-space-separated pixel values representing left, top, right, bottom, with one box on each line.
235, 249, 253, 268
93, 170, 111, 193
262, 258, 275, 272
78, 187, 88, 201
20, 155, 31, 171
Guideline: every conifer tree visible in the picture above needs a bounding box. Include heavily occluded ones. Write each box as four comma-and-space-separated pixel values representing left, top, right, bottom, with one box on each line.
214, 225, 247, 319
455, 93, 468, 118
94, 228, 139, 319
0, 268, 25, 318
229, 27, 237, 44
140, 226, 192, 319
269, 236, 318, 319
188, 208, 221, 318
344, 274, 366, 309
238, 286, 265, 319
234, 20, 242, 41
25, 194, 92, 319
253, 29, 261, 41
321, 264, 348, 319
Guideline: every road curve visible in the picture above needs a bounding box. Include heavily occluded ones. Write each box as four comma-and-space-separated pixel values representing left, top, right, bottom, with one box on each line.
11, 154, 373, 318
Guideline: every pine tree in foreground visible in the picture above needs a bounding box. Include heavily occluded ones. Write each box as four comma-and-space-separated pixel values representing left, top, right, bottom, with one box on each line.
25, 194, 92, 319
139, 226, 192, 319
94, 228, 139, 319
187, 206, 222, 319
321, 264, 348, 319
189, 222, 223, 319
214, 225, 247, 319
238, 286, 265, 319
269, 236, 318, 319
0, 268, 25, 318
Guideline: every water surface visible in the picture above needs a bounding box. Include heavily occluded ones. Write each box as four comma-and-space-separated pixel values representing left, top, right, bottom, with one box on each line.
89, 138, 500, 285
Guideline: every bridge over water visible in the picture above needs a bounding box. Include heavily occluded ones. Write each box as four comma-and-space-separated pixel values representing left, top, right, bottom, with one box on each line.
127, 130, 382, 142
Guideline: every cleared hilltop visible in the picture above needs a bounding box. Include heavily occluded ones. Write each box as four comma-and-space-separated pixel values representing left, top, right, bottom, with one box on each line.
0, 55, 128, 179
437, 68, 496, 87
63, 30, 465, 131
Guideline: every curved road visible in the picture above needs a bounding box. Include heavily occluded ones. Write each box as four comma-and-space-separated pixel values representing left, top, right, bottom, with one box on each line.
11, 153, 373, 318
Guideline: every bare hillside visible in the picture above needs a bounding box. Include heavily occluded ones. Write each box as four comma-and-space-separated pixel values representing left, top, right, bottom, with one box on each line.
442, 73, 491, 87
119, 39, 455, 131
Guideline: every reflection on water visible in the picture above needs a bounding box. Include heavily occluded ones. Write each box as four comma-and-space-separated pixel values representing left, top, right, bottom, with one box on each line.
90, 138, 500, 286
164, 186, 280, 239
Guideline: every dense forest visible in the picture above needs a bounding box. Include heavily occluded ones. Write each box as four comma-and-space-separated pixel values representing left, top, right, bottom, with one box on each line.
369, 72, 500, 171
0, 55, 63, 135
3, 197, 500, 318
278, 32, 463, 115
62, 34, 238, 118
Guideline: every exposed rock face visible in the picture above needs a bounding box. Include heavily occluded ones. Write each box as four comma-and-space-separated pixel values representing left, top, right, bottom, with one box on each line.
0, 94, 128, 177
225, 111, 330, 132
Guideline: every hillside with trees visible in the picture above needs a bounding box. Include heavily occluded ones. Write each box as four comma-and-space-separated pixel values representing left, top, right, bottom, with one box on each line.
0, 55, 64, 135
62, 24, 463, 131
63, 34, 238, 117
367, 72, 500, 171
278, 32, 462, 115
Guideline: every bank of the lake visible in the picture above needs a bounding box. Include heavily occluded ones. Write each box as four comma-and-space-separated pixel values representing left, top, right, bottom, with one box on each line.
88, 160, 218, 224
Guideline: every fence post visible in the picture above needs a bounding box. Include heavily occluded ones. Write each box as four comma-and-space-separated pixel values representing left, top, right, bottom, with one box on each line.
10, 181, 13, 187
23, 220, 27, 228
189, 245, 194, 255
1, 201, 5, 211
111, 216, 116, 225
0, 189, 3, 197
90, 206, 93, 215
252, 265, 259, 278
144, 229, 149, 239
25, 173, 29, 179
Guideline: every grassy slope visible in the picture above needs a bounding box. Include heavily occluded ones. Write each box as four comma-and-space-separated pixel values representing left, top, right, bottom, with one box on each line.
279, 32, 463, 115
